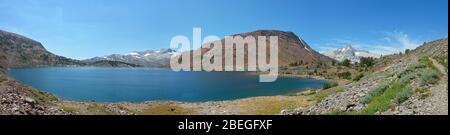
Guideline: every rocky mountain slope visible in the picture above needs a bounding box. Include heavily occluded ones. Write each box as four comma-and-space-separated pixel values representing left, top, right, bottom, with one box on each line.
322, 45, 381, 63
234, 30, 334, 66
0, 30, 140, 115
0, 30, 84, 69
411, 37, 448, 57
83, 49, 176, 67
0, 29, 143, 69
187, 30, 335, 69
288, 37, 448, 115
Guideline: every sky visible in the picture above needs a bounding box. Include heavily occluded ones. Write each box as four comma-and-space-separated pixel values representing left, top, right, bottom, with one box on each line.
0, 0, 448, 60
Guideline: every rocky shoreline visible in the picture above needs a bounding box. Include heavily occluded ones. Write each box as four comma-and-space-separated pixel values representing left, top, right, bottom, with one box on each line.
0, 80, 71, 115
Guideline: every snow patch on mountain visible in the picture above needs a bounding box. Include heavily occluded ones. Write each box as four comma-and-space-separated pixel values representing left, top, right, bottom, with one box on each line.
83, 48, 177, 67
322, 45, 381, 63
128, 52, 139, 56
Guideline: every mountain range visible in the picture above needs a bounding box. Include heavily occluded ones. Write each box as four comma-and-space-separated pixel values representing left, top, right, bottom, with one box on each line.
2, 29, 334, 69
84, 30, 335, 68
228, 30, 335, 66
322, 45, 381, 63
83, 49, 176, 67
0, 29, 140, 69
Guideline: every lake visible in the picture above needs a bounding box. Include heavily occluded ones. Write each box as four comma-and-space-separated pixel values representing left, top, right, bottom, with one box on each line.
7, 67, 326, 102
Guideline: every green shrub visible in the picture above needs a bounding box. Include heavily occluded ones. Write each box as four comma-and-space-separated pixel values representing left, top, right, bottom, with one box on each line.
289, 62, 298, 67
360, 81, 390, 104
398, 72, 416, 83
405, 49, 411, 54
411, 63, 426, 69
338, 71, 352, 80
434, 56, 448, 69
313, 87, 343, 103
420, 69, 440, 85
314, 91, 331, 103
322, 81, 338, 90
361, 81, 406, 114
370, 84, 389, 96
361, 73, 413, 115
394, 72, 414, 104
359, 57, 375, 68
419, 56, 433, 68
394, 86, 412, 104
360, 94, 373, 104
353, 73, 364, 82
0, 74, 7, 82
335, 87, 345, 93
339, 59, 351, 67
416, 87, 430, 99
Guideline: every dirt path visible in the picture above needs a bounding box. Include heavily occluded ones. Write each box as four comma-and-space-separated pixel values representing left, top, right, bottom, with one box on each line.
430, 58, 447, 75
426, 58, 448, 115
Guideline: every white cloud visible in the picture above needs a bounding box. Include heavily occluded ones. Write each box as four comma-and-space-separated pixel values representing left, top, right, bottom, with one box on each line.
316, 30, 421, 55
383, 30, 420, 50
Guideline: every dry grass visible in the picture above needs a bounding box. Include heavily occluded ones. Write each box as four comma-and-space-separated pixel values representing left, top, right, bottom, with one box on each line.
135, 96, 312, 115
137, 104, 197, 115
233, 96, 311, 115
58, 101, 116, 115
86, 104, 116, 115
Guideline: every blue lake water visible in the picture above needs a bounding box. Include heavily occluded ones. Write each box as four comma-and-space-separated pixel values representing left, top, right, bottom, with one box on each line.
7, 67, 326, 102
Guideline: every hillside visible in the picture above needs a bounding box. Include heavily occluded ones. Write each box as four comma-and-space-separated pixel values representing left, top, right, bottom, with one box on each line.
287, 37, 448, 115
87, 60, 142, 67
412, 37, 448, 57
232, 30, 334, 66
186, 30, 335, 70
0, 29, 145, 69
0, 30, 84, 69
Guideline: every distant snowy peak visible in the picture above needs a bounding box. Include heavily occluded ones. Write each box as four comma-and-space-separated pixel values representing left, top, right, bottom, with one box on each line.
128, 52, 140, 56
322, 45, 381, 63
125, 48, 176, 56
338, 45, 356, 52
83, 48, 177, 67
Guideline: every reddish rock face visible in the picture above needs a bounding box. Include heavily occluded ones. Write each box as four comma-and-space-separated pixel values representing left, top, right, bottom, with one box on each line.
183, 30, 334, 70
232, 30, 333, 66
